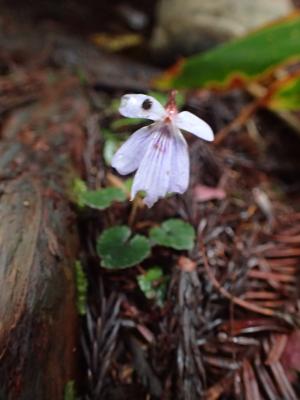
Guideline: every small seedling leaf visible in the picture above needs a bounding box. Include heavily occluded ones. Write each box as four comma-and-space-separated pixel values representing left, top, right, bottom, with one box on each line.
97, 226, 151, 269
150, 219, 195, 250
137, 266, 167, 306
80, 187, 126, 210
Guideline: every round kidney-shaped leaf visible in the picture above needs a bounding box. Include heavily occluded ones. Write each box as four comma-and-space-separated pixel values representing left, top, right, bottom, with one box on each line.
80, 187, 126, 210
150, 219, 195, 250
97, 226, 151, 269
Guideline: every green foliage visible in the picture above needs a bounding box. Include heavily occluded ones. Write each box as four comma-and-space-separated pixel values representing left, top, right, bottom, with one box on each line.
155, 13, 300, 89
150, 219, 195, 250
80, 187, 126, 210
72, 176, 126, 210
137, 266, 167, 307
103, 138, 118, 165
72, 178, 88, 207
268, 74, 300, 110
74, 261, 88, 316
123, 177, 133, 192
97, 226, 151, 269
110, 117, 147, 130
102, 129, 121, 165
110, 98, 123, 113
102, 128, 128, 165
64, 381, 76, 400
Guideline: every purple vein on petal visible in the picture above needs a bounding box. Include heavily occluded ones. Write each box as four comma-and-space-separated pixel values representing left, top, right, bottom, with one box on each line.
131, 123, 173, 207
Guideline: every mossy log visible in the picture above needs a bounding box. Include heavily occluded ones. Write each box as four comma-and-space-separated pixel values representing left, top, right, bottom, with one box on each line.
0, 78, 88, 399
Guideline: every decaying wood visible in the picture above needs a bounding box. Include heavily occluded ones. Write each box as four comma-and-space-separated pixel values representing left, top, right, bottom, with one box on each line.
0, 75, 89, 399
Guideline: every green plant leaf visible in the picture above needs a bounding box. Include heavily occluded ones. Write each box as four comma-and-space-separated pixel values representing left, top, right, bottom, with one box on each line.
102, 128, 127, 165
64, 381, 76, 400
103, 137, 119, 165
110, 117, 147, 130
107, 98, 122, 114
80, 187, 126, 210
123, 177, 133, 192
150, 219, 195, 250
97, 226, 151, 269
72, 178, 88, 207
74, 261, 88, 316
71, 177, 126, 209
137, 266, 167, 307
155, 13, 300, 89
267, 73, 300, 110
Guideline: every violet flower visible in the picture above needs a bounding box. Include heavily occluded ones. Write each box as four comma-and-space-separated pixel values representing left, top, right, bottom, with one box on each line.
112, 91, 214, 207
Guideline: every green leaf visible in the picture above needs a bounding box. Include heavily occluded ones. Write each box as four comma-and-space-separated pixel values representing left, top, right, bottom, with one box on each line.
80, 187, 126, 210
110, 117, 147, 130
64, 381, 76, 400
72, 178, 88, 207
137, 267, 167, 307
150, 219, 195, 250
103, 136, 119, 166
109, 98, 122, 114
267, 74, 300, 110
102, 128, 127, 165
155, 13, 300, 89
74, 261, 88, 316
123, 177, 133, 192
71, 177, 126, 209
97, 226, 151, 269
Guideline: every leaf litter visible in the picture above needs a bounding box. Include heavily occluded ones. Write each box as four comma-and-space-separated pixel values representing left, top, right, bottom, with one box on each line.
0, 4, 300, 400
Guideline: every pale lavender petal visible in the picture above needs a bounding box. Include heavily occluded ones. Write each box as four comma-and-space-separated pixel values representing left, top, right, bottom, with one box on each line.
175, 111, 214, 141
131, 124, 173, 207
111, 125, 153, 175
169, 129, 189, 194
119, 94, 166, 121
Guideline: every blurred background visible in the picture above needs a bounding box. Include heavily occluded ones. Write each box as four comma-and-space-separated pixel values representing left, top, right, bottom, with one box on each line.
1, 0, 299, 62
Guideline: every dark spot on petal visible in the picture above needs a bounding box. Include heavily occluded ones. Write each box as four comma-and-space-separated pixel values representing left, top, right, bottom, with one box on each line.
142, 98, 152, 110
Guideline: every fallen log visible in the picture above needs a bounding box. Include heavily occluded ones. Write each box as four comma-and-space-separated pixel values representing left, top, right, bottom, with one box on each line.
0, 75, 88, 399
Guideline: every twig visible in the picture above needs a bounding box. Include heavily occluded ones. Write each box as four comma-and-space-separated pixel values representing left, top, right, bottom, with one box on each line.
214, 99, 261, 146
199, 238, 294, 324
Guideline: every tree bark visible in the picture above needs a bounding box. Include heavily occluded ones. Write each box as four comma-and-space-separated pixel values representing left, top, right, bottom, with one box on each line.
0, 76, 88, 399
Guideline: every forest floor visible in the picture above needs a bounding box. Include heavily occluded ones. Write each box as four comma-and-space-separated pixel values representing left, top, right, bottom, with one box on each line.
0, 2, 300, 399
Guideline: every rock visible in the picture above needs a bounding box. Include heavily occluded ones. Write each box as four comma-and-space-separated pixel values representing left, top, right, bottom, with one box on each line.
151, 0, 294, 58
